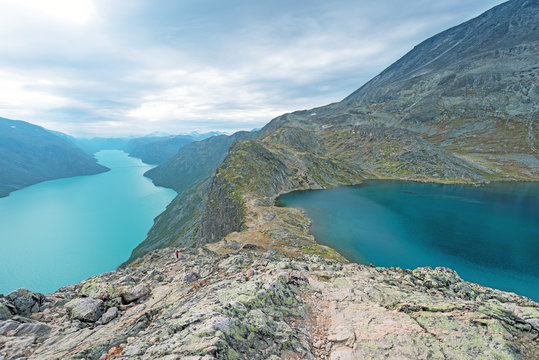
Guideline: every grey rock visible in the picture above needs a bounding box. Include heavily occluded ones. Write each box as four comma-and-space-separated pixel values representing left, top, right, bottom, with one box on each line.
223, 240, 242, 250
100, 307, 118, 324
7, 322, 51, 337
121, 283, 150, 303
118, 275, 135, 284
122, 346, 141, 356
6, 288, 45, 317
451, 282, 477, 299
0, 248, 538, 359
183, 271, 200, 283
0, 299, 13, 320
0, 320, 20, 335
65, 297, 103, 322
245, 309, 271, 334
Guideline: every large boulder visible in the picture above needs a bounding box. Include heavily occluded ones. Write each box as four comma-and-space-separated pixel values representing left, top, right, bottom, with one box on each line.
78, 278, 113, 300
65, 298, 103, 322
121, 283, 150, 304
6, 288, 45, 317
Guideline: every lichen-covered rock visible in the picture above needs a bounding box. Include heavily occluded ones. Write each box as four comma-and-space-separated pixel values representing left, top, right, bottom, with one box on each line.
5, 288, 45, 317
411, 266, 462, 288
0, 248, 537, 359
121, 283, 150, 303
65, 297, 103, 322
79, 278, 114, 299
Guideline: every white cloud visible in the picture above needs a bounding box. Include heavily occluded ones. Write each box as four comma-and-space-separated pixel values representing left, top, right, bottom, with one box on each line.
0, 70, 72, 117
0, 0, 505, 137
0, 0, 97, 25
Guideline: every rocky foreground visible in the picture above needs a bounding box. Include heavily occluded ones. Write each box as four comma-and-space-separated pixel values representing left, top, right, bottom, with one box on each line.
1, 247, 537, 359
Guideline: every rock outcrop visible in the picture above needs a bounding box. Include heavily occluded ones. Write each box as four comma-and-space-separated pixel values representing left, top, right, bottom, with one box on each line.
0, 248, 537, 359
2, 289, 47, 318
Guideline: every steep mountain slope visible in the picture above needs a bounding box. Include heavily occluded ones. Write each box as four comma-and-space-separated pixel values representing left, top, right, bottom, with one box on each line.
146, 131, 254, 191
133, 0, 537, 264
266, 0, 538, 178
0, 118, 109, 197
345, 0, 538, 100
123, 131, 256, 264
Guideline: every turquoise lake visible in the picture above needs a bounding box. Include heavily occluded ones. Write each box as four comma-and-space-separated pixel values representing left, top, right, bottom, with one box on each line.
0, 150, 176, 295
278, 181, 539, 301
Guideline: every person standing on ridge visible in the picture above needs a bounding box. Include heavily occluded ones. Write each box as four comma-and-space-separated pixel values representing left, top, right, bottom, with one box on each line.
175, 249, 180, 260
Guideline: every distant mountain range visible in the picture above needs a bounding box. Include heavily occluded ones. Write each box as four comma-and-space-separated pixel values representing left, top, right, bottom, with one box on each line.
126, 0, 538, 264
124, 135, 196, 165
0, 118, 109, 197
0, 117, 227, 196
74, 131, 226, 165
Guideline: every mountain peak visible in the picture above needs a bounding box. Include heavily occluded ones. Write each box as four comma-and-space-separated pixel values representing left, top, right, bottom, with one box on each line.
344, 0, 539, 104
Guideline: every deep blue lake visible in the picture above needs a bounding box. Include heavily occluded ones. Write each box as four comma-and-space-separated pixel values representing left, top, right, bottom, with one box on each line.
0, 150, 176, 295
278, 181, 539, 300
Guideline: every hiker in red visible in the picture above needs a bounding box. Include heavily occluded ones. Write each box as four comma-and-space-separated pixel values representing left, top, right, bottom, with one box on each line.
175, 249, 179, 260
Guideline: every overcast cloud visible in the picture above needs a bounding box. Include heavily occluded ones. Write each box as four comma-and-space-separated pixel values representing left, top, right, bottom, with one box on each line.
0, 0, 504, 137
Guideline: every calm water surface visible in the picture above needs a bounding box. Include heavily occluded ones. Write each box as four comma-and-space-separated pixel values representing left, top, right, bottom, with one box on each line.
0, 150, 176, 294
278, 181, 539, 300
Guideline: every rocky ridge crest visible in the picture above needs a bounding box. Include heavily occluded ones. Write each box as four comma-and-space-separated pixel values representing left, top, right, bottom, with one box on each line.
1, 248, 537, 359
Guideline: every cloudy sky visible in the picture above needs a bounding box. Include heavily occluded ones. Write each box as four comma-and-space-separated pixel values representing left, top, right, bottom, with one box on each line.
0, 0, 504, 137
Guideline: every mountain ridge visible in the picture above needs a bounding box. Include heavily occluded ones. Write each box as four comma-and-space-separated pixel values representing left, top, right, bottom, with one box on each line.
344, 0, 539, 102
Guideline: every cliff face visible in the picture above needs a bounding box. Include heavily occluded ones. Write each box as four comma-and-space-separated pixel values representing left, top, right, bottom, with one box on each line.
1, 248, 537, 359
0, 118, 109, 197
